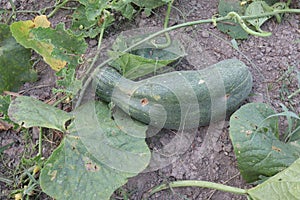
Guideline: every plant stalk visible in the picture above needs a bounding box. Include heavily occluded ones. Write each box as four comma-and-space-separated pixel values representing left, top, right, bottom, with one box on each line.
74, 14, 108, 107
164, 0, 174, 29
150, 180, 247, 195
38, 127, 42, 156
84, 13, 107, 78
6, 0, 16, 24
47, 0, 69, 18
288, 88, 300, 99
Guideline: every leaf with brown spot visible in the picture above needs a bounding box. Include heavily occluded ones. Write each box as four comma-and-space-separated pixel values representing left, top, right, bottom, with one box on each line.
8, 96, 72, 131
230, 103, 300, 182
40, 101, 150, 200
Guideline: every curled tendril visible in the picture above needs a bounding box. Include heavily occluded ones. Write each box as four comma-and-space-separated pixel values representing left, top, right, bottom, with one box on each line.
271, 2, 288, 23
150, 32, 171, 49
212, 15, 218, 27
227, 11, 272, 37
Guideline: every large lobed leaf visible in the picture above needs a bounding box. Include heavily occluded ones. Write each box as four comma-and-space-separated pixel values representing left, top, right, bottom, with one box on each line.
0, 24, 37, 93
8, 96, 151, 199
31, 23, 87, 67
248, 157, 300, 200
110, 34, 185, 80
40, 101, 151, 199
132, 0, 167, 16
10, 16, 87, 71
71, 0, 169, 38
0, 95, 14, 126
217, 0, 248, 39
8, 96, 72, 131
229, 103, 300, 183
10, 16, 66, 71
245, 1, 272, 30
217, 0, 280, 39
71, 5, 103, 38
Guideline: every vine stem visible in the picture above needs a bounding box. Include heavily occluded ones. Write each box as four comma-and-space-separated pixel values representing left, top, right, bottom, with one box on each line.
164, 0, 174, 29
288, 88, 300, 99
151, 0, 173, 48
75, 8, 300, 108
47, 0, 69, 18
83, 13, 108, 79
150, 180, 247, 196
38, 127, 42, 156
6, 0, 16, 24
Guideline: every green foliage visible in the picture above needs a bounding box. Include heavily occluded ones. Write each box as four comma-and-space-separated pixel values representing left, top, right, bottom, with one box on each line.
109, 35, 185, 79
54, 67, 82, 96
132, 0, 167, 16
10, 16, 87, 71
229, 103, 300, 183
2, 1, 300, 199
0, 95, 11, 121
71, 0, 169, 38
111, 0, 136, 19
10, 18, 66, 71
31, 23, 88, 67
71, 5, 115, 38
8, 97, 151, 200
217, 0, 282, 39
8, 96, 72, 131
245, 1, 272, 31
78, 0, 108, 21
71, 5, 105, 38
247, 157, 300, 200
0, 24, 37, 93
217, 0, 248, 39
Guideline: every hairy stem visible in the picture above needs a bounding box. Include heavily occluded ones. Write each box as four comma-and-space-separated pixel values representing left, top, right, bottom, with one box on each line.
74, 14, 108, 107
38, 127, 42, 156
47, 0, 69, 18
164, 0, 174, 28
288, 88, 300, 99
151, 0, 173, 48
84, 14, 107, 79
150, 180, 247, 196
6, 0, 16, 24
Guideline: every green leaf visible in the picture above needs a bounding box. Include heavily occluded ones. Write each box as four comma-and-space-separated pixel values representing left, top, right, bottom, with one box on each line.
111, 0, 136, 19
54, 67, 82, 96
71, 5, 115, 38
229, 103, 300, 183
131, 0, 167, 17
217, 0, 248, 39
132, 0, 167, 10
8, 96, 72, 131
245, 1, 272, 31
71, 5, 102, 38
31, 23, 87, 67
0, 24, 37, 93
0, 95, 11, 118
289, 121, 300, 143
247, 158, 300, 200
40, 101, 151, 200
78, 0, 108, 21
110, 35, 185, 79
264, 0, 280, 5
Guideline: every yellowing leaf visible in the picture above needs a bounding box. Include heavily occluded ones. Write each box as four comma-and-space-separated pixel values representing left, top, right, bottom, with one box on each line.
33, 15, 51, 28
10, 18, 66, 71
